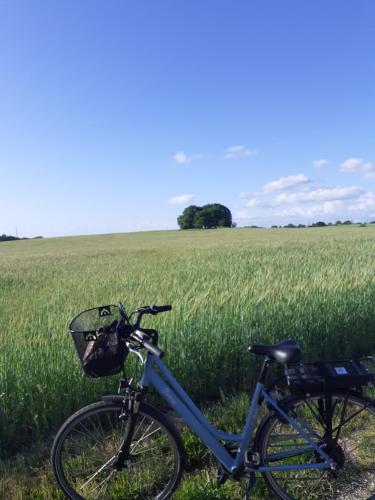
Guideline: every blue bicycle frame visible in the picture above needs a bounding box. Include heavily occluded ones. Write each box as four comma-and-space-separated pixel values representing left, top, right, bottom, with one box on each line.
140, 354, 334, 474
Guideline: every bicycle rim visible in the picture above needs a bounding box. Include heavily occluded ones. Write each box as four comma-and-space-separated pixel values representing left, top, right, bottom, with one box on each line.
52, 401, 183, 500
258, 392, 375, 499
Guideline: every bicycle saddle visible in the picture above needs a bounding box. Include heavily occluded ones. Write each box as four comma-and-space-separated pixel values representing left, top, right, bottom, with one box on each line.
248, 340, 302, 364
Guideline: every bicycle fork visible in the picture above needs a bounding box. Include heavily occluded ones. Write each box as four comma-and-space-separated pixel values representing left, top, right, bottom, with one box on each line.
112, 388, 143, 470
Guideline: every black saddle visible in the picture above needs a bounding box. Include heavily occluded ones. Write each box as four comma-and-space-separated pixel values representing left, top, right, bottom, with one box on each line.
248, 340, 302, 364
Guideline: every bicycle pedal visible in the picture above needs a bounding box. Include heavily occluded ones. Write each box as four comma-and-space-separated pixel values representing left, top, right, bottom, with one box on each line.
245, 450, 260, 467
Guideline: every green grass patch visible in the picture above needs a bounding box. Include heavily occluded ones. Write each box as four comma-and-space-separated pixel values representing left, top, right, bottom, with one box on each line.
0, 393, 271, 499
1, 226, 375, 457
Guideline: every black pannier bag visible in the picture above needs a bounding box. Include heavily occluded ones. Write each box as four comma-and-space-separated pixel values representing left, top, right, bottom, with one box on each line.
69, 305, 128, 378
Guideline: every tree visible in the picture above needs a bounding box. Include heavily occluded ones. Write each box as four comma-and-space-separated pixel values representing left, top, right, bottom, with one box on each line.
0, 234, 18, 242
177, 203, 232, 229
312, 221, 326, 227
177, 205, 200, 229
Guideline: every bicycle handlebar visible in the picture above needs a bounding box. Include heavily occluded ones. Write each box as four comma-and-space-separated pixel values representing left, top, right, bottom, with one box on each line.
133, 304, 172, 328
149, 304, 172, 314
137, 304, 172, 315
118, 304, 171, 358
131, 329, 165, 358
142, 338, 164, 358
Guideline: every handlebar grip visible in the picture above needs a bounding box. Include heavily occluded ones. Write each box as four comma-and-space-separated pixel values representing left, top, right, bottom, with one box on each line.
151, 304, 172, 313
142, 339, 164, 358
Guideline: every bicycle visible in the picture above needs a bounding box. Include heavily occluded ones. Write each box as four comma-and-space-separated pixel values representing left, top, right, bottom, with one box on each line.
52, 302, 375, 499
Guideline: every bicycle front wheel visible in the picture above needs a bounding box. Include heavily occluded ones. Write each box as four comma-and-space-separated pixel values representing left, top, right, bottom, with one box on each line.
52, 400, 184, 499
258, 391, 375, 499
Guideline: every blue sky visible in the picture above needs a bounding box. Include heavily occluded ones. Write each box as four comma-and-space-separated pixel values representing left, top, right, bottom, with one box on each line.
1, 0, 374, 237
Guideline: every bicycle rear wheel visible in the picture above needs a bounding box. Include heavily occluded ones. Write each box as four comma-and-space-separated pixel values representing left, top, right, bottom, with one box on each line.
52, 400, 184, 499
257, 392, 375, 499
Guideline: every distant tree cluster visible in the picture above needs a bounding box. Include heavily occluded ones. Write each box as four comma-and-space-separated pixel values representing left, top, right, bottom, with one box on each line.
271, 220, 374, 229
0, 234, 43, 242
242, 220, 375, 229
177, 204, 233, 229
0, 234, 18, 242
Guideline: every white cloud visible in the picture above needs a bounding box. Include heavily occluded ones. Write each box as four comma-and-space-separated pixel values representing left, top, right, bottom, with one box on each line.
239, 191, 252, 199
237, 170, 375, 226
235, 209, 255, 221
276, 200, 344, 218
173, 151, 202, 164
349, 192, 375, 211
275, 186, 363, 205
322, 200, 344, 214
225, 145, 256, 159
262, 174, 310, 193
247, 198, 259, 207
340, 157, 375, 178
313, 158, 328, 168
168, 194, 195, 205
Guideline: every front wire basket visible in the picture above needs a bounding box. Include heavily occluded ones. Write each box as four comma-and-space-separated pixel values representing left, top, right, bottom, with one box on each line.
69, 305, 124, 377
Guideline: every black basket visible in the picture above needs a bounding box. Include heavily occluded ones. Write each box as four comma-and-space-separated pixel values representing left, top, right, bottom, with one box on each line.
69, 305, 127, 378
286, 358, 375, 395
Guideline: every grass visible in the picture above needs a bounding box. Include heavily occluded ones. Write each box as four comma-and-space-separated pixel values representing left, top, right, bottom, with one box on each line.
1, 225, 375, 462
0, 393, 271, 499
6, 388, 374, 499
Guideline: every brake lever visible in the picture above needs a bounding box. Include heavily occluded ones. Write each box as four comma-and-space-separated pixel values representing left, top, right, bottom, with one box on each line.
149, 305, 158, 315
126, 342, 145, 365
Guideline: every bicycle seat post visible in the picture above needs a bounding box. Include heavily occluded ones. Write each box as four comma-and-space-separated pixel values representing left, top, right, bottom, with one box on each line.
257, 356, 271, 385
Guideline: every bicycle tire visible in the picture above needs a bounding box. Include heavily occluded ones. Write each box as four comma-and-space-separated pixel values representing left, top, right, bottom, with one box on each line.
51, 400, 185, 499
257, 391, 375, 499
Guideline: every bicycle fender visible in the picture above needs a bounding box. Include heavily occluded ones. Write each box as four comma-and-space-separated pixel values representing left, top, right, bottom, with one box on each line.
101, 395, 125, 403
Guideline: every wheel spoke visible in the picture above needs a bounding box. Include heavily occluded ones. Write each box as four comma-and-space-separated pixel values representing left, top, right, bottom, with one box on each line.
131, 425, 162, 454
79, 455, 117, 490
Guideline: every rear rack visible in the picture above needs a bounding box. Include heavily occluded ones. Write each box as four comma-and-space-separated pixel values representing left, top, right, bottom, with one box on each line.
285, 357, 375, 395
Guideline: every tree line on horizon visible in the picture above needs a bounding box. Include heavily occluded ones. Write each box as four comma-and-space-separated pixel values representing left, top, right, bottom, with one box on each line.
0, 234, 43, 242
244, 220, 375, 229
3, 218, 375, 241
177, 204, 375, 230
269, 220, 375, 229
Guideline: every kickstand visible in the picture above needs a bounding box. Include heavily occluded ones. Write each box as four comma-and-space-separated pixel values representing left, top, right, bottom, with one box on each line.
243, 472, 256, 500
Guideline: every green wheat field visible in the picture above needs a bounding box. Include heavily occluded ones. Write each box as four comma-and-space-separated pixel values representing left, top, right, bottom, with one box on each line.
1, 225, 375, 497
